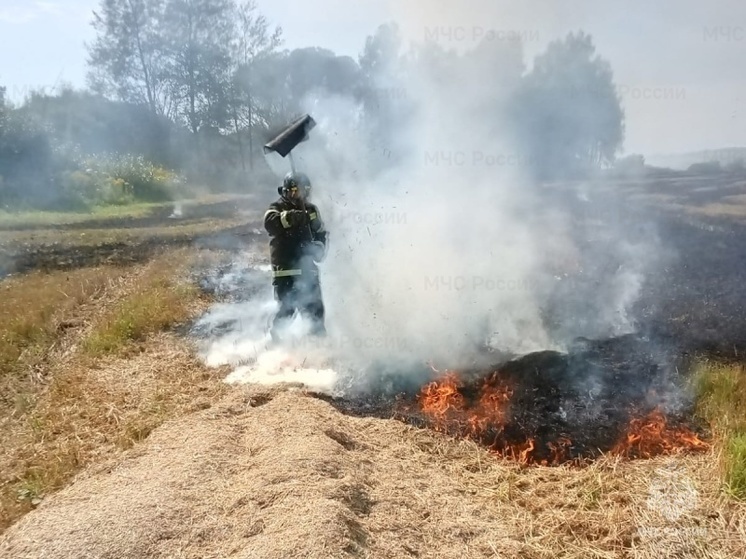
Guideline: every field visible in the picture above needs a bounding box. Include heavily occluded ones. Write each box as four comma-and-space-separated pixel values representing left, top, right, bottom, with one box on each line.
0, 176, 745, 558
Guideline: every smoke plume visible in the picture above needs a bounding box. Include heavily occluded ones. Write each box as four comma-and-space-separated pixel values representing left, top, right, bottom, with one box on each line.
198, 12, 664, 393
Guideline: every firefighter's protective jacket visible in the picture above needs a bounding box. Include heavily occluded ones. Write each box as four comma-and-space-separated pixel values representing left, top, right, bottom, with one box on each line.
264, 196, 328, 279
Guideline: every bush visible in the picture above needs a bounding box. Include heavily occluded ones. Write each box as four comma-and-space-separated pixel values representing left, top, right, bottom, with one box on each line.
97, 153, 181, 202
725, 158, 746, 175
60, 153, 186, 208
688, 161, 723, 175
1, 125, 186, 211
610, 154, 646, 179
0, 111, 59, 210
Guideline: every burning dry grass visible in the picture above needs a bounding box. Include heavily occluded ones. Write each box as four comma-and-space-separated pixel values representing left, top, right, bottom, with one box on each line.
0, 248, 228, 533
383, 348, 712, 467
694, 360, 746, 500
1, 387, 743, 559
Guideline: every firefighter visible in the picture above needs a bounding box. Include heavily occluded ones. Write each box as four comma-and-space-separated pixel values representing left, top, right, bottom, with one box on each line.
264, 171, 328, 343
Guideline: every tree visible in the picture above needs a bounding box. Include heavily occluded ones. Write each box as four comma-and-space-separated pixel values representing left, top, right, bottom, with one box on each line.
0, 94, 57, 209
162, 0, 237, 135
235, 46, 364, 133
357, 23, 407, 167
0, 86, 7, 134
282, 47, 361, 107
86, 0, 286, 184
514, 31, 625, 179
234, 0, 282, 65
20, 87, 176, 166
230, 0, 283, 171
87, 0, 171, 116
359, 22, 402, 81
88, 0, 254, 135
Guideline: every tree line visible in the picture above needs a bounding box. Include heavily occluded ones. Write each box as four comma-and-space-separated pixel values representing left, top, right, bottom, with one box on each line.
0, 0, 627, 210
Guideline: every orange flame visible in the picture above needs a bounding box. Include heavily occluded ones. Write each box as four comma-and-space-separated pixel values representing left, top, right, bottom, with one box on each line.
416, 370, 710, 466
419, 371, 464, 429
506, 438, 535, 463
469, 378, 513, 436
611, 410, 710, 458
418, 370, 530, 459
546, 437, 573, 464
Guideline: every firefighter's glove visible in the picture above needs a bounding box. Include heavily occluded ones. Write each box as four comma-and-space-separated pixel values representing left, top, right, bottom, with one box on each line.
283, 210, 308, 229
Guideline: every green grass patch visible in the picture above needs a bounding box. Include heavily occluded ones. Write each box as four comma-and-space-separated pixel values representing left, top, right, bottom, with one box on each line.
83, 278, 198, 357
723, 433, 746, 498
0, 201, 167, 228
693, 361, 746, 499
0, 193, 250, 230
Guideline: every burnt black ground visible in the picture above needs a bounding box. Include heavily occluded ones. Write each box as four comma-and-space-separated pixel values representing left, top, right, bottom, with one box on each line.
4, 174, 746, 363
637, 213, 746, 361
0, 196, 260, 278
564, 179, 746, 361
4, 175, 746, 371
310, 175, 746, 463
0, 226, 263, 278
1, 174, 735, 463
313, 333, 709, 464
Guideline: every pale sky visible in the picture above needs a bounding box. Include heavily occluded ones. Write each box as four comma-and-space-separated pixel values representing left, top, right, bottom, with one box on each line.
1, 0, 744, 156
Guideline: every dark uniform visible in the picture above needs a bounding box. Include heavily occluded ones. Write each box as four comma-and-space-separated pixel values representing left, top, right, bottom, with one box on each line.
264, 172, 328, 342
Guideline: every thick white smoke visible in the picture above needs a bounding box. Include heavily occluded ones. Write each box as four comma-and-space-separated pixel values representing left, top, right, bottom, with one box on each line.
197, 15, 663, 391
286, 47, 628, 367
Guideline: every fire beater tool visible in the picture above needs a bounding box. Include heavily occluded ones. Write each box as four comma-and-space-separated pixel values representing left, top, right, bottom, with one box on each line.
263, 114, 317, 241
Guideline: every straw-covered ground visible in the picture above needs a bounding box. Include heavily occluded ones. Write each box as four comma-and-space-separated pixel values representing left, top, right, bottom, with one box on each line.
1, 385, 744, 559
1, 179, 746, 558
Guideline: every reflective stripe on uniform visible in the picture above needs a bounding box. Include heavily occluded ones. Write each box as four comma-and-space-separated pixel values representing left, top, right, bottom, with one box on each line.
280, 211, 291, 229
264, 209, 280, 220
309, 211, 325, 233
273, 269, 302, 277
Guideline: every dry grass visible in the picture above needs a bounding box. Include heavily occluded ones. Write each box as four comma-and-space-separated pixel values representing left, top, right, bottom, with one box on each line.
0, 215, 250, 247
693, 361, 746, 500
0, 266, 129, 412
696, 203, 746, 220
0, 248, 230, 534
1, 387, 744, 559
0, 202, 167, 228
1, 192, 744, 556
82, 265, 200, 357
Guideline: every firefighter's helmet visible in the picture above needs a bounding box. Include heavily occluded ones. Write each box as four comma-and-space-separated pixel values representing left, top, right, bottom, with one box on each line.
280, 171, 312, 200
